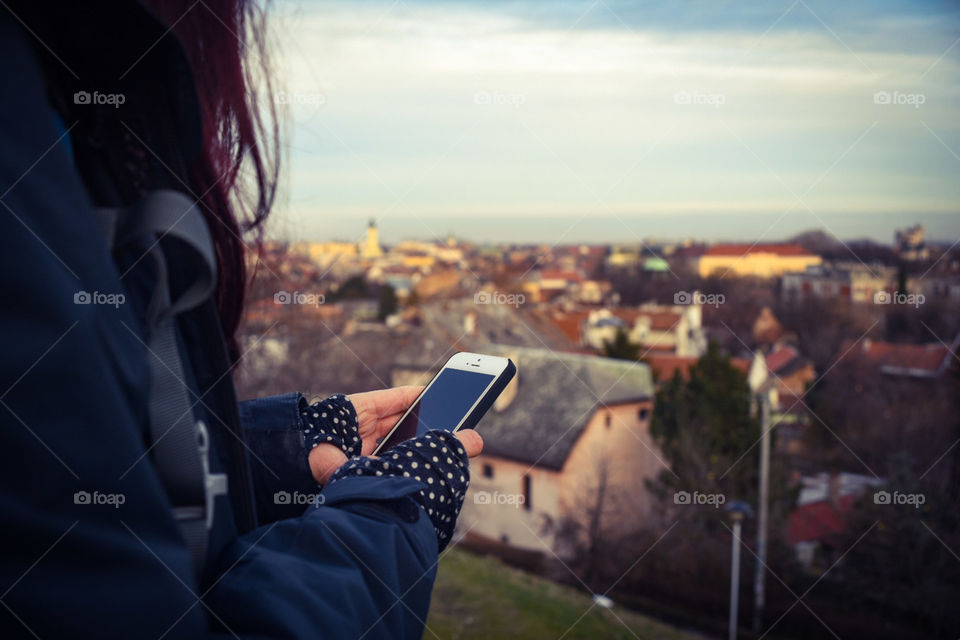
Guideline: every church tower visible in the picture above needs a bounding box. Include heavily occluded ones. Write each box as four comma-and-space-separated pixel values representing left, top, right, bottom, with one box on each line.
360, 218, 383, 258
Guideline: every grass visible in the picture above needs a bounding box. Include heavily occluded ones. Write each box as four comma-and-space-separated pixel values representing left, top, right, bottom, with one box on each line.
425, 548, 705, 640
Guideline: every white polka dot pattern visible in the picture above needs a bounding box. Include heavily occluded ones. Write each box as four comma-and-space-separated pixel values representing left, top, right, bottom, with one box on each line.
328, 430, 470, 551
298, 394, 362, 459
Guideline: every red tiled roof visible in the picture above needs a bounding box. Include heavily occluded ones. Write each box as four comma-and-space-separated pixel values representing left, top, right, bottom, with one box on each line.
547, 311, 589, 343
704, 243, 815, 257
841, 338, 955, 377
787, 495, 856, 545
765, 346, 799, 373
538, 269, 583, 283
611, 309, 681, 331
647, 355, 750, 381
547, 308, 686, 343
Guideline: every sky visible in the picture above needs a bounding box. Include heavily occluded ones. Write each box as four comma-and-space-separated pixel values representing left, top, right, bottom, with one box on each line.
267, 0, 960, 245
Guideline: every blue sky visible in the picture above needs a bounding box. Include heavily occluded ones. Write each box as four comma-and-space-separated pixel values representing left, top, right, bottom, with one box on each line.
268, 0, 960, 244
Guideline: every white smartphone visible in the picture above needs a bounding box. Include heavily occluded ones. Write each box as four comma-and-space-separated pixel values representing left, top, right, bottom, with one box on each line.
372, 352, 517, 455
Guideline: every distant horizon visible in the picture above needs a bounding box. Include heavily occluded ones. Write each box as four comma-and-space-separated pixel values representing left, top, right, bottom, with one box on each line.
271, 211, 959, 247
275, 0, 960, 247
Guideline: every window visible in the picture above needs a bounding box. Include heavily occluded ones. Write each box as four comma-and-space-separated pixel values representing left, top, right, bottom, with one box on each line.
482, 463, 494, 479
638, 407, 649, 421
522, 474, 532, 511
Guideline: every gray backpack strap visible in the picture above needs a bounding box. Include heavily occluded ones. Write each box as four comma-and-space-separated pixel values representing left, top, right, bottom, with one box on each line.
97, 189, 227, 578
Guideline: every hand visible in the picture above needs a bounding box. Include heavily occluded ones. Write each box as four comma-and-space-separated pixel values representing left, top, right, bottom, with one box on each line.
308, 386, 484, 484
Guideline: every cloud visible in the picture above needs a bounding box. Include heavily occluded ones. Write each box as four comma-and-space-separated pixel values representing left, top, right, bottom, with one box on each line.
269, 0, 960, 241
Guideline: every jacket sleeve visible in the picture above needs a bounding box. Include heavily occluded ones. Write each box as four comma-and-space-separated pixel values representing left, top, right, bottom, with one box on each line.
237, 393, 321, 525
205, 476, 439, 640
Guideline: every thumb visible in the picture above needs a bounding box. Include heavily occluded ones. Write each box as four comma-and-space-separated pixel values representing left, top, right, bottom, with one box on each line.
455, 429, 484, 458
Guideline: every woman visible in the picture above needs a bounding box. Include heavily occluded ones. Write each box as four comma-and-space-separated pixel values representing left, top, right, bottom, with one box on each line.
0, 1, 481, 638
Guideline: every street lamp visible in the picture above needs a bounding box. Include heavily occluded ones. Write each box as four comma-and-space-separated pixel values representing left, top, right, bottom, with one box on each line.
725, 500, 754, 640
747, 353, 778, 634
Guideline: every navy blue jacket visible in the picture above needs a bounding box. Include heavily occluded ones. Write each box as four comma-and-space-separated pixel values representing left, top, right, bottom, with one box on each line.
0, 5, 438, 639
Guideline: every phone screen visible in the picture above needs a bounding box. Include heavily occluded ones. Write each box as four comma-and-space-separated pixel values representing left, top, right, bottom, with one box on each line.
379, 368, 495, 451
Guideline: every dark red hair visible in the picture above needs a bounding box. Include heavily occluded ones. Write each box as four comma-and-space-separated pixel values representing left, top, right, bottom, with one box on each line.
145, 0, 279, 362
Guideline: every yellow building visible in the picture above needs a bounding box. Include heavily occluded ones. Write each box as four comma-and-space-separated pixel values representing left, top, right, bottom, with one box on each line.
696, 244, 821, 278
292, 241, 357, 264
359, 218, 383, 259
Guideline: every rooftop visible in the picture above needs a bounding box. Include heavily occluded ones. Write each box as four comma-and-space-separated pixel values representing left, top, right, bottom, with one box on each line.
841, 336, 959, 378
479, 345, 654, 470
703, 243, 816, 257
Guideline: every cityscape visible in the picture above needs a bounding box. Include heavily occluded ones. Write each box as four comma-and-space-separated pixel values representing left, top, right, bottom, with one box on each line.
236, 218, 960, 639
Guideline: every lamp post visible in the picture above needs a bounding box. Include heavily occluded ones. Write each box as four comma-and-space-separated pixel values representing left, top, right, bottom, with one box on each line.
753, 388, 776, 633
725, 501, 753, 640
747, 353, 776, 634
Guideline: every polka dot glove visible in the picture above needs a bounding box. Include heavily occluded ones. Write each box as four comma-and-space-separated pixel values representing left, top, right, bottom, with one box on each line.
298, 394, 362, 460
328, 430, 470, 551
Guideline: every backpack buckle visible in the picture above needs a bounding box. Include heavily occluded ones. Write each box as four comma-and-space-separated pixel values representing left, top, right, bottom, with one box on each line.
196, 420, 228, 529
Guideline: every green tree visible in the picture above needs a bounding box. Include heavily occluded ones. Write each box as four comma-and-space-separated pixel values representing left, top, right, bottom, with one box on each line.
377, 284, 398, 321
649, 342, 763, 506
602, 327, 640, 361
332, 275, 369, 300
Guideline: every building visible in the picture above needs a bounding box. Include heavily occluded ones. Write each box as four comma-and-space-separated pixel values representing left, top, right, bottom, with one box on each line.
788, 472, 884, 571
696, 243, 822, 278
781, 263, 895, 304
453, 346, 659, 557
645, 353, 750, 383
574, 303, 707, 358
839, 336, 959, 379
359, 218, 383, 259
290, 240, 358, 265
522, 269, 585, 303
894, 224, 930, 262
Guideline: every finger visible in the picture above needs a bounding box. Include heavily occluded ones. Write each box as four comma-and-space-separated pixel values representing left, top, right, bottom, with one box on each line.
455, 429, 484, 458
377, 385, 424, 415
350, 385, 424, 419
308, 444, 348, 485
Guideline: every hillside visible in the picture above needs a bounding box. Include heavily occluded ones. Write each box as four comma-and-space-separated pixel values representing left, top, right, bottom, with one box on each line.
425, 548, 705, 640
